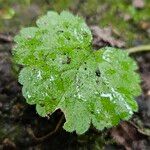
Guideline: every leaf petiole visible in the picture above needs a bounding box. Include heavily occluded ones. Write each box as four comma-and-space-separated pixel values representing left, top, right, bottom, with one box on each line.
126, 44, 150, 54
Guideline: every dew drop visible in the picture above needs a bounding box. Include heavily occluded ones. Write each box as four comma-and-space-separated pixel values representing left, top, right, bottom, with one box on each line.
96, 109, 100, 114
111, 87, 133, 114
101, 93, 113, 101
73, 94, 76, 98
50, 75, 54, 81
27, 35, 32, 39
78, 93, 82, 99
45, 93, 48, 96
102, 50, 113, 62
94, 91, 99, 95
27, 94, 31, 98
74, 29, 80, 41
58, 57, 63, 64
37, 70, 42, 79
74, 29, 77, 36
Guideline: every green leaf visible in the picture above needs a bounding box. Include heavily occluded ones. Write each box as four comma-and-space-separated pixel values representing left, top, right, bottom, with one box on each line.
13, 11, 141, 134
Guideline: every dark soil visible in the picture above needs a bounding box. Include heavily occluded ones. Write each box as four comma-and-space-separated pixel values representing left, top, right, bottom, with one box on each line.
0, 31, 150, 150
0, 1, 150, 150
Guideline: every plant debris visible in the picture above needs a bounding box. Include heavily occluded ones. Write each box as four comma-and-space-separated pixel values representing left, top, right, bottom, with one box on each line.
90, 26, 125, 49
132, 0, 145, 9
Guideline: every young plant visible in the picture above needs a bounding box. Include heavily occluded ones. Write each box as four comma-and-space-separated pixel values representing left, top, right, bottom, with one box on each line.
13, 11, 141, 134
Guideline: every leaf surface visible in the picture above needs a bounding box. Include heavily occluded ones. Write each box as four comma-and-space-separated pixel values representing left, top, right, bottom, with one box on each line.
13, 11, 141, 134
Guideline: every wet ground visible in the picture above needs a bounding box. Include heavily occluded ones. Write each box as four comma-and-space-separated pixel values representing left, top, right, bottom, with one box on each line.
0, 0, 150, 149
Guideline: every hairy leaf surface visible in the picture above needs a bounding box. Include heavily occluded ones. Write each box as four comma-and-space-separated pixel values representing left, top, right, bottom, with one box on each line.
13, 11, 141, 134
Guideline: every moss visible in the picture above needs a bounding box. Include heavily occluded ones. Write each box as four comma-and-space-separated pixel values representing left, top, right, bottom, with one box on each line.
49, 0, 150, 45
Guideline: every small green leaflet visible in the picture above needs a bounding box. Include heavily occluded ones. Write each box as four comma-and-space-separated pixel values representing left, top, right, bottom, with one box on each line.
13, 11, 141, 134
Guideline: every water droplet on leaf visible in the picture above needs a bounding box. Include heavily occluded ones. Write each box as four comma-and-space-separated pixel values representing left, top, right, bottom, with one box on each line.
37, 70, 42, 79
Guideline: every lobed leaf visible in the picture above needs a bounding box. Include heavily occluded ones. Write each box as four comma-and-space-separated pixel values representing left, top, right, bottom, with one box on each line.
13, 11, 141, 134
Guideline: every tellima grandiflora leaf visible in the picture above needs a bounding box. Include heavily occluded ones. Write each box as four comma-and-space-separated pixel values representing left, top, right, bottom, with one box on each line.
13, 11, 141, 134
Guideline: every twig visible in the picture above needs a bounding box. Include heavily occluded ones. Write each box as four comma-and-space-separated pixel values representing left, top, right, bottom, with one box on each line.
126, 45, 150, 54
128, 121, 150, 136
27, 114, 64, 142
